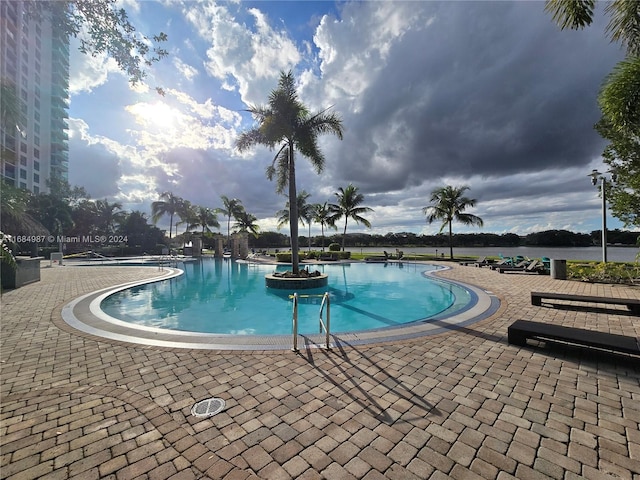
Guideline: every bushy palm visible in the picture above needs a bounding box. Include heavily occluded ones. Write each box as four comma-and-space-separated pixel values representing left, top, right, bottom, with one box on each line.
217, 196, 244, 247
233, 209, 260, 238
313, 202, 338, 251
330, 184, 373, 251
177, 200, 199, 236
236, 70, 343, 274
195, 207, 220, 234
94, 199, 125, 235
276, 191, 315, 251
151, 191, 183, 239
423, 185, 483, 259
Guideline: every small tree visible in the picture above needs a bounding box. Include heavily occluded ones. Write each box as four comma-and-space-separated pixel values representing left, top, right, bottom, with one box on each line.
330, 184, 373, 251
423, 185, 483, 259
151, 192, 183, 240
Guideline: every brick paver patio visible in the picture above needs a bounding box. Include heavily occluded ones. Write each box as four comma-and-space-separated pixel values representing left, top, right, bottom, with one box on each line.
1, 261, 639, 479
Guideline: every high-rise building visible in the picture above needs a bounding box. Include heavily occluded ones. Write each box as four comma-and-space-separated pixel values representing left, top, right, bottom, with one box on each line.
1, 1, 69, 194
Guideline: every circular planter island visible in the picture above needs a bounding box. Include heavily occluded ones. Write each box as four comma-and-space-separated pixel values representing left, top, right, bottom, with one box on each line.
265, 272, 329, 290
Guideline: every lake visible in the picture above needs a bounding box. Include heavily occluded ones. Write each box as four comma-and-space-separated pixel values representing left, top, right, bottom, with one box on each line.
350, 246, 639, 263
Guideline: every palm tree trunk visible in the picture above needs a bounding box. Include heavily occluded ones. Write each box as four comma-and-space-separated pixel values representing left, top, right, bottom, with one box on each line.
288, 143, 299, 274
448, 220, 453, 259
321, 224, 325, 252
308, 223, 311, 252
342, 219, 348, 251
169, 214, 173, 239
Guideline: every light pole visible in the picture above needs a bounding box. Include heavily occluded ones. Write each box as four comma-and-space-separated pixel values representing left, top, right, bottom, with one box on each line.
588, 169, 617, 263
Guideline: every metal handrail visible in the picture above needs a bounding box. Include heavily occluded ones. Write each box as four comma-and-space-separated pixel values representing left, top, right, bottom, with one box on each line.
318, 292, 331, 349
290, 292, 331, 351
292, 293, 299, 352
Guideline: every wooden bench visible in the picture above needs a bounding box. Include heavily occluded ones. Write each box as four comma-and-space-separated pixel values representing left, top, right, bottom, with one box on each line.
508, 320, 640, 356
531, 292, 640, 314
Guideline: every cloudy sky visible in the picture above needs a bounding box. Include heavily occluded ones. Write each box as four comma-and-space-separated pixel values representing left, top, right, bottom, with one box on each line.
67, 0, 626, 237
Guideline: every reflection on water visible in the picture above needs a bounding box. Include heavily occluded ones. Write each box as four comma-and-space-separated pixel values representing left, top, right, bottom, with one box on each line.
101, 259, 471, 335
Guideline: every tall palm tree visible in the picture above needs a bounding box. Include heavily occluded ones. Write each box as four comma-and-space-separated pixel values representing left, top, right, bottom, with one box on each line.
313, 202, 337, 252
423, 185, 484, 259
217, 196, 243, 248
276, 191, 314, 251
235, 70, 343, 274
151, 191, 183, 239
330, 184, 373, 251
233, 209, 260, 238
195, 206, 220, 234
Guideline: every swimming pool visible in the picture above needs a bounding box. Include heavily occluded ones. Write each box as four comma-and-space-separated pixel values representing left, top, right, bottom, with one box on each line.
100, 259, 475, 335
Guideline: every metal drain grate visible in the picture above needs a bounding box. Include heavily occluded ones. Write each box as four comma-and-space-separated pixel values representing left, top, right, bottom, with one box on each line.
191, 397, 226, 418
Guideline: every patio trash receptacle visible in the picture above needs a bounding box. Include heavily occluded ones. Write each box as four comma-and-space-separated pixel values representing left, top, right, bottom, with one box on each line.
550, 259, 566, 280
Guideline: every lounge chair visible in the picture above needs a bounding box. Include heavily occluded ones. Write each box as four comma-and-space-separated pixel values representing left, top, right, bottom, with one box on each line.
489, 258, 513, 270
471, 256, 490, 267
319, 253, 338, 261
365, 251, 388, 263
494, 259, 531, 272
498, 259, 547, 274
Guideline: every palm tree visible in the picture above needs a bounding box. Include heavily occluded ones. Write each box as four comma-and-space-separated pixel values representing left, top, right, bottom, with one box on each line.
217, 196, 244, 248
235, 70, 343, 274
177, 200, 199, 236
195, 206, 220, 234
313, 202, 337, 252
233, 209, 260, 238
423, 185, 484, 259
94, 199, 125, 235
330, 184, 373, 251
151, 191, 183, 239
276, 191, 314, 251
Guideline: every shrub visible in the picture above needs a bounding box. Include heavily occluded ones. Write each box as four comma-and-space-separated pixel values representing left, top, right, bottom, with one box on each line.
276, 252, 291, 262
567, 261, 640, 284
328, 243, 341, 252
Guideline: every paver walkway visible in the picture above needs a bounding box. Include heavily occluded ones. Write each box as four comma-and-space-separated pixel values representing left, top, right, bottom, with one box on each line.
1, 262, 639, 479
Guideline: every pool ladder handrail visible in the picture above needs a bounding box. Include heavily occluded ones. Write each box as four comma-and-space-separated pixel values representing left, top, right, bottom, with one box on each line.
291, 292, 331, 352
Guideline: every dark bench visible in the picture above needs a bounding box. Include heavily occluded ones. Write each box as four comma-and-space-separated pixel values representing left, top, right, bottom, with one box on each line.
508, 320, 640, 356
531, 292, 640, 314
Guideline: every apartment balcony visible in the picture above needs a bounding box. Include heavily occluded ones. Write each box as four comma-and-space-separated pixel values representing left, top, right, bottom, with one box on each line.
51, 128, 69, 142
51, 104, 69, 121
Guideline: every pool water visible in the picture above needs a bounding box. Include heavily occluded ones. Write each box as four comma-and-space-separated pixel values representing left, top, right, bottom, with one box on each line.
100, 259, 473, 335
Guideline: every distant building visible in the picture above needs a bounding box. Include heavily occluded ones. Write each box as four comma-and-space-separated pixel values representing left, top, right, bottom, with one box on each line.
1, 1, 69, 194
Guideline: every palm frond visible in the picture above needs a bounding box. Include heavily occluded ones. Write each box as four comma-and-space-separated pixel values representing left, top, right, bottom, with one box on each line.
544, 0, 595, 30
605, 0, 640, 56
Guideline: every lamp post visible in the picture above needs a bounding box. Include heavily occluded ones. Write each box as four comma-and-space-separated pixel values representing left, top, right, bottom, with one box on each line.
588, 169, 617, 263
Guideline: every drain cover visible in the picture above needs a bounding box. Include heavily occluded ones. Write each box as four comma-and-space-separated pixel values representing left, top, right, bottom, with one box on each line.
191, 397, 226, 418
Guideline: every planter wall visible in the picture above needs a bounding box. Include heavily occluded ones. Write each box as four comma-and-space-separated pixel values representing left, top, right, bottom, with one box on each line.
1, 257, 43, 289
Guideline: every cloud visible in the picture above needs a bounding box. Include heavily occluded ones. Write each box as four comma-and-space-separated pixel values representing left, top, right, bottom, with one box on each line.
67, 118, 123, 198
184, 2, 301, 105
172, 57, 199, 82
68, 37, 123, 95
67, 1, 631, 237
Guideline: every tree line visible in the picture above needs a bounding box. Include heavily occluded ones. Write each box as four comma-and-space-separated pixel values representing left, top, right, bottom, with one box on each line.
250, 229, 640, 250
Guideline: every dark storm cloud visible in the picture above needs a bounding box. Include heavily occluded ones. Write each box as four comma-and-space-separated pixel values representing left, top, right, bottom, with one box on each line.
325, 2, 624, 194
